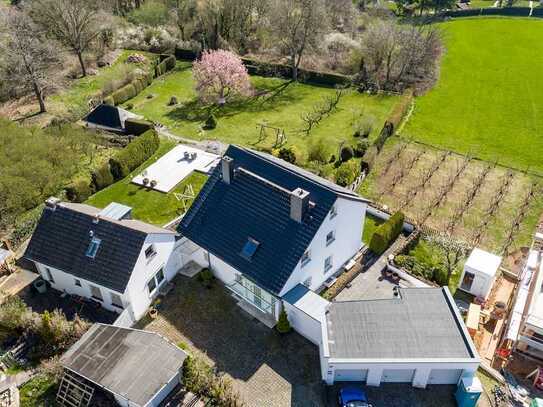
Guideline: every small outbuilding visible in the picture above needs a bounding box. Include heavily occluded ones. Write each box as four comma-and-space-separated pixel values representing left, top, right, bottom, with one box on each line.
83, 104, 142, 134
58, 323, 188, 407
459, 248, 501, 300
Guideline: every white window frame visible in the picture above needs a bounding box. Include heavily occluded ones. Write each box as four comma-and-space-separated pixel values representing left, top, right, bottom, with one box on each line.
145, 244, 157, 261
326, 230, 335, 246
301, 249, 311, 267
44, 267, 55, 283
303, 277, 312, 288
110, 292, 124, 309
90, 285, 103, 301
147, 267, 166, 296
330, 204, 338, 219
324, 256, 333, 274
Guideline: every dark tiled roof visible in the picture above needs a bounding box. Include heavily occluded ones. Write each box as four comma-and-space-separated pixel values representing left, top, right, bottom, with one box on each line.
62, 324, 187, 406
326, 288, 478, 360
25, 203, 151, 293
179, 145, 365, 295
84, 104, 124, 131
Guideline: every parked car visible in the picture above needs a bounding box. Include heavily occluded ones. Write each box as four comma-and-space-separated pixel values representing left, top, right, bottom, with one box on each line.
339, 386, 372, 407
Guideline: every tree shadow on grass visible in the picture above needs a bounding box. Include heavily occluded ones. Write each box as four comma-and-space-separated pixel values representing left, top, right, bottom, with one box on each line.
165, 80, 303, 124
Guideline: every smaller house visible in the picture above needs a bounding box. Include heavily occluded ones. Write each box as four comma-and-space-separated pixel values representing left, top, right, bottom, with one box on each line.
83, 104, 142, 134
459, 248, 501, 300
58, 323, 187, 407
25, 199, 178, 323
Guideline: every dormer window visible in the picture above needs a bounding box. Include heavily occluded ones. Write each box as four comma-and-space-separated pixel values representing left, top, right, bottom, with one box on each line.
85, 237, 101, 259
145, 245, 157, 260
241, 237, 260, 260
301, 249, 311, 267
330, 204, 337, 219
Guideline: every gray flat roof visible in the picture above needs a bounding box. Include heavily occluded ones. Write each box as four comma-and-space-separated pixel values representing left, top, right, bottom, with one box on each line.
62, 324, 187, 406
326, 288, 477, 360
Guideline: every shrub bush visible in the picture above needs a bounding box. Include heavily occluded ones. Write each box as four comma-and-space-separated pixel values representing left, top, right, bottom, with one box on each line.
91, 163, 114, 191
307, 139, 329, 164
369, 211, 405, 255
204, 114, 217, 130
109, 129, 159, 180
65, 177, 95, 202
340, 145, 354, 162
353, 115, 375, 138
334, 160, 360, 187
161, 54, 176, 71
277, 147, 297, 164
197, 268, 214, 288
353, 139, 370, 158
102, 96, 114, 106
111, 83, 137, 105
125, 118, 153, 136
276, 306, 292, 334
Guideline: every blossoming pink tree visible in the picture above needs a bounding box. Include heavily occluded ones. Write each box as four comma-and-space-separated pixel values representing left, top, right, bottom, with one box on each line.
193, 49, 252, 105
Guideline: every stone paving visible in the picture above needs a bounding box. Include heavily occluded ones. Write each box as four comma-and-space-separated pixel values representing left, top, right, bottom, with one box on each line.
138, 275, 324, 407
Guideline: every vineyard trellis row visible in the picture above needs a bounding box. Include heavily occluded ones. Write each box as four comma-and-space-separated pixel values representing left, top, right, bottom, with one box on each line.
380, 141, 409, 179
471, 170, 515, 247
377, 149, 426, 200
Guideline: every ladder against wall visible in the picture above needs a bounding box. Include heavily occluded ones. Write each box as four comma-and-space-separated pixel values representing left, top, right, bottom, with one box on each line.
56, 369, 95, 407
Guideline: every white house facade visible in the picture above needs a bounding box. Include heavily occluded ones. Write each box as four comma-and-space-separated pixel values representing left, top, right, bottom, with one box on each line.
25, 199, 177, 322
177, 145, 368, 327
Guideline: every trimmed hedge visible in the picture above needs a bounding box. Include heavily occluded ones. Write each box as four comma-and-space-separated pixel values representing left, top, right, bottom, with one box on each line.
110, 83, 137, 106
91, 163, 115, 191
103, 96, 114, 106
369, 211, 405, 255
109, 129, 160, 180
374, 89, 413, 152
445, 7, 535, 18
125, 118, 153, 135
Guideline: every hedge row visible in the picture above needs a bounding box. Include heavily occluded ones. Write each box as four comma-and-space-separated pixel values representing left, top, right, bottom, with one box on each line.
369, 211, 405, 255
109, 129, 160, 180
444, 7, 534, 18
65, 130, 160, 202
374, 89, 414, 152
106, 54, 175, 106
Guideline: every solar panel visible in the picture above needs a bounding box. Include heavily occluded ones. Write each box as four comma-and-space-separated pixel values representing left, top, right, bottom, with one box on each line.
240, 237, 259, 260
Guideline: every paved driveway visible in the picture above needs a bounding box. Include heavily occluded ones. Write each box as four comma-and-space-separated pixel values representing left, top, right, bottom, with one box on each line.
138, 275, 324, 407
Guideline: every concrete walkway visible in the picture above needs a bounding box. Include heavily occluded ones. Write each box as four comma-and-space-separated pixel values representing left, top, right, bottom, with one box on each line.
156, 127, 227, 155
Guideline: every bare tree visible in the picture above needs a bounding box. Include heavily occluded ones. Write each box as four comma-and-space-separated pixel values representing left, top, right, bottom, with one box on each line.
0, 8, 60, 113
269, 0, 328, 81
31, 0, 108, 77
359, 20, 442, 93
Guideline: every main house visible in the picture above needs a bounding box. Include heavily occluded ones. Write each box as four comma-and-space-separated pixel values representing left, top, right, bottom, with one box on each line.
178, 145, 368, 326
25, 199, 177, 322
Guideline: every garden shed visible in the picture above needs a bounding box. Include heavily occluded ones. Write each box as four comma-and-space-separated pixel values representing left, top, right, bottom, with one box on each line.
58, 323, 187, 407
459, 248, 501, 300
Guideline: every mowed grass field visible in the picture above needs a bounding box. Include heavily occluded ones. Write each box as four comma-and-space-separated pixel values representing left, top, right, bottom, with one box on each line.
125, 61, 399, 159
402, 18, 543, 173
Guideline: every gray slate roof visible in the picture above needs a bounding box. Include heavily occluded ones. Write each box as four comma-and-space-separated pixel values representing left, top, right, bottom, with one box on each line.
25, 202, 174, 293
326, 287, 477, 360
179, 145, 367, 295
62, 324, 187, 406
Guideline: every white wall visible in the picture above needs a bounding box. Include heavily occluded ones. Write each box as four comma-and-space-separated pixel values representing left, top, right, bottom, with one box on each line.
279, 199, 366, 296
125, 233, 176, 320
459, 266, 495, 299
144, 371, 181, 407
322, 359, 479, 387
34, 262, 127, 314
283, 300, 322, 345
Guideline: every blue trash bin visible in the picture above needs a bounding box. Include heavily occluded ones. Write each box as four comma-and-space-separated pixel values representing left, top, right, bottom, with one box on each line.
455, 375, 482, 407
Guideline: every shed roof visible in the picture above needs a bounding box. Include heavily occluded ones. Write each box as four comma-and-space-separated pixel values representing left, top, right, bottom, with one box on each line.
25, 201, 174, 293
283, 284, 329, 322
326, 287, 478, 360
179, 145, 367, 295
62, 324, 187, 406
465, 248, 502, 277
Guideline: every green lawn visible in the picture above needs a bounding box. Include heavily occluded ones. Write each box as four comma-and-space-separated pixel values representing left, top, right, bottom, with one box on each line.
86, 140, 208, 226
19, 374, 58, 407
402, 18, 543, 173
362, 213, 384, 245
47, 50, 156, 119
124, 61, 399, 159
